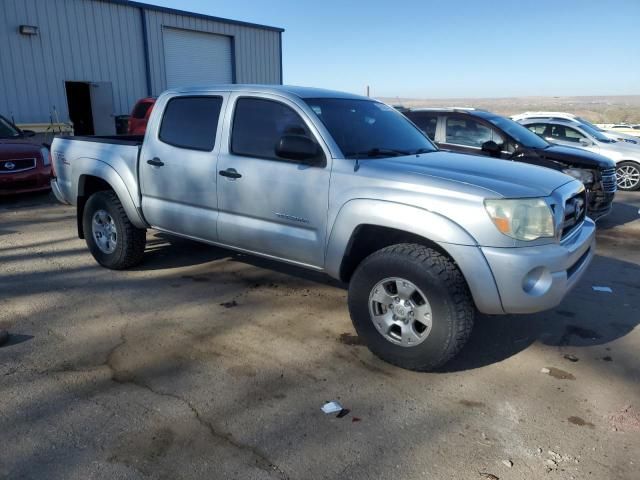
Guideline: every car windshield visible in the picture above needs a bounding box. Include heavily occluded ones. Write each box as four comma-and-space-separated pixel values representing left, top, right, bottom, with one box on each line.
303, 98, 437, 158
476, 112, 549, 149
575, 122, 614, 142
0, 116, 20, 138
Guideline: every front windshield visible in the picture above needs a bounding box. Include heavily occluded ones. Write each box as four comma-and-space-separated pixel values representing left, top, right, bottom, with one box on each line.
477, 112, 549, 149
303, 98, 437, 158
0, 116, 20, 138
575, 121, 613, 142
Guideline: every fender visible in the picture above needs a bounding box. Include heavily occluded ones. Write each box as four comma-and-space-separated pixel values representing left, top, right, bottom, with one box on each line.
324, 199, 505, 314
74, 158, 147, 229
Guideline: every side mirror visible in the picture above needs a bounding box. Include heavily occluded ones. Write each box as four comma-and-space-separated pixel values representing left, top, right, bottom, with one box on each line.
579, 138, 592, 147
21, 129, 36, 137
276, 135, 322, 164
481, 140, 502, 157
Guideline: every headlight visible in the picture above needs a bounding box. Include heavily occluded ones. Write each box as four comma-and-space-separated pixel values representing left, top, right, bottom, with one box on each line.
40, 146, 50, 166
562, 168, 594, 184
484, 198, 555, 241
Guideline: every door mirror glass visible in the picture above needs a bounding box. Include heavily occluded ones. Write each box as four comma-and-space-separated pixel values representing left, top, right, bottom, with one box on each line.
579, 137, 592, 147
481, 140, 502, 156
276, 135, 321, 163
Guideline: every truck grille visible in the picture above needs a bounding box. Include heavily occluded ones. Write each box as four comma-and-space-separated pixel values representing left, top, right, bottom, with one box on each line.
561, 191, 587, 239
601, 167, 617, 193
0, 158, 36, 174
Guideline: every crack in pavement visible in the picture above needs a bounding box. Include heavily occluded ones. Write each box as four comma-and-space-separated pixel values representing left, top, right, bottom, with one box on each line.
104, 325, 290, 480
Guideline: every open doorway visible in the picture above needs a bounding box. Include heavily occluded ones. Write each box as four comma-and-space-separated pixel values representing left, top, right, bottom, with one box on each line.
64, 81, 116, 136
65, 82, 94, 135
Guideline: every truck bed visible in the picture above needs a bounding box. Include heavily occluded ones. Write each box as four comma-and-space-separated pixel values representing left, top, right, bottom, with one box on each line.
50, 135, 143, 211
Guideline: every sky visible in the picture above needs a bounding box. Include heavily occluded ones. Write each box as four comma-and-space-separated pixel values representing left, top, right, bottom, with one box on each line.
145, 0, 640, 99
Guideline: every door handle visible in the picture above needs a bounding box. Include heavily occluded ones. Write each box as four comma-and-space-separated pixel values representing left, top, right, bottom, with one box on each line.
147, 158, 164, 167
219, 168, 242, 179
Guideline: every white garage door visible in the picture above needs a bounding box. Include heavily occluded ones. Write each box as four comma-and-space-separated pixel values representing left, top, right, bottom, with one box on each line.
163, 28, 233, 88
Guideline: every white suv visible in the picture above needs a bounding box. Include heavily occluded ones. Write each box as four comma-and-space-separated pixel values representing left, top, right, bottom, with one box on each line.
512, 112, 639, 145
514, 114, 640, 191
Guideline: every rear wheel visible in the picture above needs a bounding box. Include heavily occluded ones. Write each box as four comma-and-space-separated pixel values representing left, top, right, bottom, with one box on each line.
616, 161, 640, 191
83, 191, 146, 269
348, 243, 474, 371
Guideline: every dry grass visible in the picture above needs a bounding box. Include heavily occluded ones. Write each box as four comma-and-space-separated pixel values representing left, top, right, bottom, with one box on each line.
378, 95, 640, 124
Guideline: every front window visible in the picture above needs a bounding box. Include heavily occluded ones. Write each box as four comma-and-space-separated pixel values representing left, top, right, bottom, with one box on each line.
476, 112, 549, 149
0, 116, 20, 138
550, 125, 586, 143
444, 117, 493, 147
303, 98, 436, 158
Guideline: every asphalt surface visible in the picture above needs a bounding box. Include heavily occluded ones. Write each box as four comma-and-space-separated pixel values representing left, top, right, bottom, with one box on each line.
1, 191, 639, 480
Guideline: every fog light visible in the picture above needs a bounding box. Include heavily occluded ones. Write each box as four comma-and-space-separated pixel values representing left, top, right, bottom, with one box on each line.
522, 266, 552, 296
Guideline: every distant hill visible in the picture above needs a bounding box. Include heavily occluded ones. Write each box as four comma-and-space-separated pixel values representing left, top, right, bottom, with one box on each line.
378, 95, 640, 124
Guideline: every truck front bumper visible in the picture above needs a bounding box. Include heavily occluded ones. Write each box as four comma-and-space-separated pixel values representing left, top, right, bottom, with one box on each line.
481, 218, 595, 314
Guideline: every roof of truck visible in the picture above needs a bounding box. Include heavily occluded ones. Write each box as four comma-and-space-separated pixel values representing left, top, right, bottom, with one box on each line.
167, 84, 371, 101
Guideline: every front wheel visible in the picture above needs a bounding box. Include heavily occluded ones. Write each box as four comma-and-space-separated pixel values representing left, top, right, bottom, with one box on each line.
616, 161, 640, 191
348, 243, 474, 371
83, 191, 146, 269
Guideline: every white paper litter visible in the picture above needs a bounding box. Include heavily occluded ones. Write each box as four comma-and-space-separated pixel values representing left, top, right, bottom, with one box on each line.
592, 286, 613, 293
321, 401, 343, 414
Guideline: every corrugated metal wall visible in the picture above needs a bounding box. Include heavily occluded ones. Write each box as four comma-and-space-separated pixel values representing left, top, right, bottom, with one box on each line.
0, 0, 283, 124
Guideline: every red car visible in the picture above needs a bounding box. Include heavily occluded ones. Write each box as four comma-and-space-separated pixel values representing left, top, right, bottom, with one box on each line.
127, 97, 156, 135
0, 115, 51, 195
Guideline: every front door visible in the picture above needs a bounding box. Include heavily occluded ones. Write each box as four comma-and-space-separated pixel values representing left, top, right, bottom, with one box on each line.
216, 94, 331, 268
439, 114, 500, 156
139, 94, 227, 241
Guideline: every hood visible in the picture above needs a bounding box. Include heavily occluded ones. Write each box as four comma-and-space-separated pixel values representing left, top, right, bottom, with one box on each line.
0, 140, 43, 161
535, 144, 615, 169
370, 151, 574, 198
603, 130, 640, 144
600, 139, 640, 157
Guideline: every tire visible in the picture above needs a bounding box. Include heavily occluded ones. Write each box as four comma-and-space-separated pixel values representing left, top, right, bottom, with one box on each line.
83, 190, 146, 269
348, 243, 474, 371
616, 161, 640, 191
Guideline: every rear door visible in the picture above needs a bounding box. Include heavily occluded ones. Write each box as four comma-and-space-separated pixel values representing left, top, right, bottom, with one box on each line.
139, 93, 228, 241
216, 93, 331, 268
406, 112, 439, 142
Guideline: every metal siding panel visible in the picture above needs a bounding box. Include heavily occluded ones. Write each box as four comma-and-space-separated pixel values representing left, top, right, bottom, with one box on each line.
0, 0, 281, 121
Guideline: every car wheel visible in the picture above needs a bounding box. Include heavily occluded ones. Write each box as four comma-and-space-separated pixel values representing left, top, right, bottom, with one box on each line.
616, 161, 640, 191
83, 191, 146, 269
348, 243, 474, 371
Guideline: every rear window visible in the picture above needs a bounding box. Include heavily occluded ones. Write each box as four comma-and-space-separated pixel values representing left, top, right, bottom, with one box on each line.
132, 101, 153, 119
159, 96, 222, 151
406, 112, 438, 140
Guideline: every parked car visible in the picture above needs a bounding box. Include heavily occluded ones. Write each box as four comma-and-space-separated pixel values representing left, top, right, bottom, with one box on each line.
512, 112, 639, 145
403, 108, 616, 217
605, 124, 640, 138
516, 117, 640, 191
51, 85, 594, 371
0, 115, 51, 195
127, 97, 156, 135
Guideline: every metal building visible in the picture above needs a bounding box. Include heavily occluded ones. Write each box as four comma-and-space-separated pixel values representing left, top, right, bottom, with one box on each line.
0, 0, 284, 134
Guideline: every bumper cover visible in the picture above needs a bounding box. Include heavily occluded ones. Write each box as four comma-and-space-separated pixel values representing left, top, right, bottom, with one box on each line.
0, 168, 51, 195
481, 218, 595, 314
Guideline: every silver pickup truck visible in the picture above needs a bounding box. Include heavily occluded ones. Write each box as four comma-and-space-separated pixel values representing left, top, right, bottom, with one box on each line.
51, 85, 595, 371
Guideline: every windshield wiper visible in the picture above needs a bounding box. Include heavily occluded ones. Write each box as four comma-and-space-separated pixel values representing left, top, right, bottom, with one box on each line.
346, 147, 410, 159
